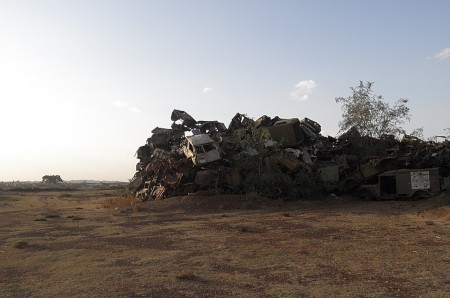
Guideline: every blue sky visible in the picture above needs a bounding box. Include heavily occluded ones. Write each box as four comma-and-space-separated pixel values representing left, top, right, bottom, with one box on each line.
0, 0, 449, 181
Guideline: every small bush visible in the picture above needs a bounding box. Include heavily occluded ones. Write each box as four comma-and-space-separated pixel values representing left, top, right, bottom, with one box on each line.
14, 241, 28, 249
175, 271, 198, 281
67, 215, 83, 220
235, 225, 249, 232
45, 214, 60, 219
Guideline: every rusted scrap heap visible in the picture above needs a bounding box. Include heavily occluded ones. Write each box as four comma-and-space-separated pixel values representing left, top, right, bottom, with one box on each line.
129, 109, 449, 201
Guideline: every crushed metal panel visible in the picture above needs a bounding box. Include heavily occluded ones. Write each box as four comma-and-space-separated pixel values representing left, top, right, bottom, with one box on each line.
334, 154, 349, 168
300, 117, 321, 134
195, 169, 219, 188
150, 185, 166, 200
197, 121, 227, 134
300, 148, 313, 165
170, 109, 197, 128
254, 115, 273, 128
284, 148, 312, 173
129, 174, 144, 192
359, 159, 380, 180
266, 118, 304, 147
317, 165, 340, 182
136, 145, 152, 160
223, 168, 242, 187
151, 127, 174, 134
151, 148, 171, 161
164, 171, 183, 188
174, 158, 195, 179
149, 127, 184, 147
136, 188, 149, 201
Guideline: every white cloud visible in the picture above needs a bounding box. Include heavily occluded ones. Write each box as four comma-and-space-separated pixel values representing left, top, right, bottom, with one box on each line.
432, 48, 450, 60
290, 80, 317, 101
113, 100, 140, 112
113, 100, 129, 108
129, 107, 141, 113
203, 87, 213, 93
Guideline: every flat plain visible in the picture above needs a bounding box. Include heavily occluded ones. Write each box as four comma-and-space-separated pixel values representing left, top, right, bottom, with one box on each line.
1, 189, 449, 297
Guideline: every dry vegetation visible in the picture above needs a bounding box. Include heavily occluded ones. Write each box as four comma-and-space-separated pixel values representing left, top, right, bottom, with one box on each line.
1, 189, 450, 297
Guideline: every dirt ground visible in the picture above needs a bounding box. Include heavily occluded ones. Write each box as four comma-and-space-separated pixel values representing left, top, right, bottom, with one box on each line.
0, 189, 449, 298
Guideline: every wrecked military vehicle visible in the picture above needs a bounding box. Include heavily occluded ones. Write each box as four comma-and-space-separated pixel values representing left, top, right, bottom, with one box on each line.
358, 168, 441, 200
182, 134, 221, 165
129, 109, 448, 201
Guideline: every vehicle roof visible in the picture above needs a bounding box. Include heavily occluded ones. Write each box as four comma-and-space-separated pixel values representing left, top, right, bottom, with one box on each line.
186, 134, 215, 145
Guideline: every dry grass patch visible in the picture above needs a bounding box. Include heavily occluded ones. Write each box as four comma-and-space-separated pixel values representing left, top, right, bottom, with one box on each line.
58, 193, 72, 198
1, 189, 450, 297
102, 194, 140, 209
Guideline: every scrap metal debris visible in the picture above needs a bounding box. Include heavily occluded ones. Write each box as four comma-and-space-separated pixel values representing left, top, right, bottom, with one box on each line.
42, 175, 64, 184
129, 109, 449, 201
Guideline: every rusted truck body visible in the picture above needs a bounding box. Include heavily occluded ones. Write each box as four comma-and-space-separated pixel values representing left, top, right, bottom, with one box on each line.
358, 168, 440, 200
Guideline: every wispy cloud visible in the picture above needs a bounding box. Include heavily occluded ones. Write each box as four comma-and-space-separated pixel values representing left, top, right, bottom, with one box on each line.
430, 48, 450, 60
113, 100, 140, 112
113, 100, 128, 108
290, 80, 317, 101
203, 87, 213, 93
129, 107, 141, 113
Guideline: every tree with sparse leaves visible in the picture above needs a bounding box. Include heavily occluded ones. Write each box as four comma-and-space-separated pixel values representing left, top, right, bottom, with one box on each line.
445, 128, 450, 139
409, 127, 424, 140
335, 81, 411, 138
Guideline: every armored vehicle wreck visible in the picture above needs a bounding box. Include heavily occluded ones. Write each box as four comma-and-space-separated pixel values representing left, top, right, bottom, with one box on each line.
358, 168, 440, 200
182, 134, 221, 165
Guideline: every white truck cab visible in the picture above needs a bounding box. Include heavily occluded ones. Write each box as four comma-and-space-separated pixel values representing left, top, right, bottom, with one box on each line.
182, 134, 221, 165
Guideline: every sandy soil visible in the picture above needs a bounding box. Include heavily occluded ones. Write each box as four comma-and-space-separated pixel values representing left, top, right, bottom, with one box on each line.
0, 189, 449, 297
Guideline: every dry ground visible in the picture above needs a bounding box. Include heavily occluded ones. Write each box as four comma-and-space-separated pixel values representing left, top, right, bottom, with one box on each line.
0, 189, 449, 298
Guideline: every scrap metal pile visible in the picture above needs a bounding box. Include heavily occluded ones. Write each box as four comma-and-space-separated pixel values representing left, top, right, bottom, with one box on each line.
129, 109, 449, 201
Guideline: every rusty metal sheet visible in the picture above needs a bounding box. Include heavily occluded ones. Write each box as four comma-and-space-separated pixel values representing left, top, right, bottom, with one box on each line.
195, 170, 219, 188
266, 118, 304, 147
317, 165, 339, 182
